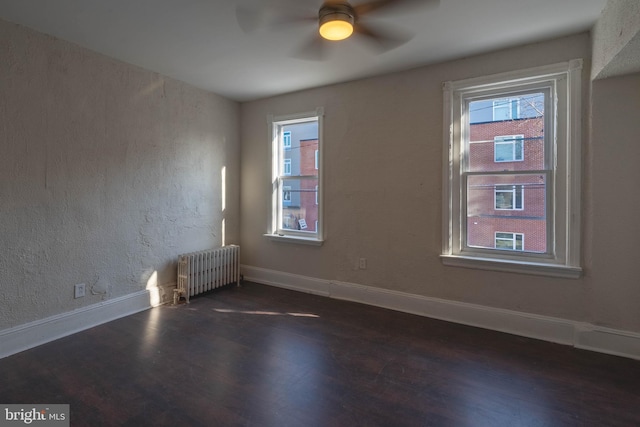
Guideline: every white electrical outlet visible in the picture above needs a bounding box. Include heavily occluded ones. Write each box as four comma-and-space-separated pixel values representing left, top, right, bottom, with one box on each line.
358, 258, 367, 270
74, 283, 86, 299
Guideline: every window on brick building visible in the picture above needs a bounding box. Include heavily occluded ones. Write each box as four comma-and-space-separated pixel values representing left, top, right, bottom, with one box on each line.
493, 98, 520, 120
495, 185, 523, 210
442, 61, 583, 278
495, 232, 524, 251
266, 108, 323, 244
283, 186, 291, 203
494, 135, 524, 162
283, 131, 291, 150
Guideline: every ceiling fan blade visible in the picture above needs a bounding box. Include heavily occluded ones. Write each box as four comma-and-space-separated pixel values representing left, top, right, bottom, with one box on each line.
235, 4, 263, 33
236, 1, 317, 33
272, 14, 317, 28
354, 0, 439, 17
292, 34, 327, 61
353, 22, 413, 53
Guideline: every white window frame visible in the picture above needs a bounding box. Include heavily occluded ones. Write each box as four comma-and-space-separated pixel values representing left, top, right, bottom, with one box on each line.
494, 184, 523, 210
495, 232, 524, 251
442, 60, 582, 278
494, 135, 524, 162
266, 108, 324, 245
283, 158, 291, 175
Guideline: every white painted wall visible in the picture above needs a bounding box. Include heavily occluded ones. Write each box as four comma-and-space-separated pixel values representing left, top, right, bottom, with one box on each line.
240, 32, 640, 335
588, 72, 640, 331
0, 19, 240, 330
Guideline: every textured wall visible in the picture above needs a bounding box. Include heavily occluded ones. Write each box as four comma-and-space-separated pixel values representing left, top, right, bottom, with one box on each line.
591, 0, 640, 79
241, 32, 636, 334
0, 19, 240, 329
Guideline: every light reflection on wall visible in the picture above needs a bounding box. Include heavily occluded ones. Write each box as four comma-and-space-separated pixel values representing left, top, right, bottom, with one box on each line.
221, 166, 226, 212
145, 269, 162, 307
221, 166, 226, 246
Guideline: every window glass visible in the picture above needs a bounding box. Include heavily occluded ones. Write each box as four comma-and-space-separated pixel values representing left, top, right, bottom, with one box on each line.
494, 135, 524, 162
283, 131, 291, 150
495, 232, 524, 251
466, 91, 547, 254
493, 98, 519, 120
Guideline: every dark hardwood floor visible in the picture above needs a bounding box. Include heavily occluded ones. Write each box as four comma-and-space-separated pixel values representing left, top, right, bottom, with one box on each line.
1, 281, 639, 426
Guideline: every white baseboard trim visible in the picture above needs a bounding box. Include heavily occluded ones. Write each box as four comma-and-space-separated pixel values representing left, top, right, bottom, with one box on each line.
574, 324, 640, 360
242, 265, 640, 360
0, 290, 152, 359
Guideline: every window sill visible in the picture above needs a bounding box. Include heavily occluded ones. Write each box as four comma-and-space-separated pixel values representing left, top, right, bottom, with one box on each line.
264, 234, 324, 246
440, 254, 581, 279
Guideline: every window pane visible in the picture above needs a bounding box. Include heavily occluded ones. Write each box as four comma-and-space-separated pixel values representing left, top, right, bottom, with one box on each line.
495, 236, 515, 250
493, 99, 517, 121
283, 131, 291, 149
495, 232, 524, 251
494, 135, 524, 162
515, 185, 523, 209
495, 142, 515, 162
283, 185, 291, 202
515, 234, 524, 251
494, 184, 523, 210
467, 174, 546, 253
468, 92, 545, 173
280, 178, 318, 233
281, 122, 319, 178
514, 138, 523, 160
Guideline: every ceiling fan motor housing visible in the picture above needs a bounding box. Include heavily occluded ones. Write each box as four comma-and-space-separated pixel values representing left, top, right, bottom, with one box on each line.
319, 3, 356, 40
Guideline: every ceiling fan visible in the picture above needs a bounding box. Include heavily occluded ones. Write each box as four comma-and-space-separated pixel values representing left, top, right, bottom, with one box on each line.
236, 0, 440, 59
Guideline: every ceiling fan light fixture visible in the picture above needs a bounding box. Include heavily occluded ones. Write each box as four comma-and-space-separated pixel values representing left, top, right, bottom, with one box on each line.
319, 5, 354, 41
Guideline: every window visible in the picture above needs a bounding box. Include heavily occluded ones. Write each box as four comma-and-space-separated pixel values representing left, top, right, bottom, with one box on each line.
494, 135, 524, 162
267, 108, 323, 244
283, 131, 291, 150
495, 232, 524, 251
442, 60, 582, 278
495, 185, 523, 210
493, 98, 520, 120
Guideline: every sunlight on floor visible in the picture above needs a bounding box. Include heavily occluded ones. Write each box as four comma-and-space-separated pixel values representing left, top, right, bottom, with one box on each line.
213, 308, 319, 318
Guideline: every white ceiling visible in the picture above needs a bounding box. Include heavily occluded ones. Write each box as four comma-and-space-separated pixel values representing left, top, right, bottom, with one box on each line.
0, 0, 608, 102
